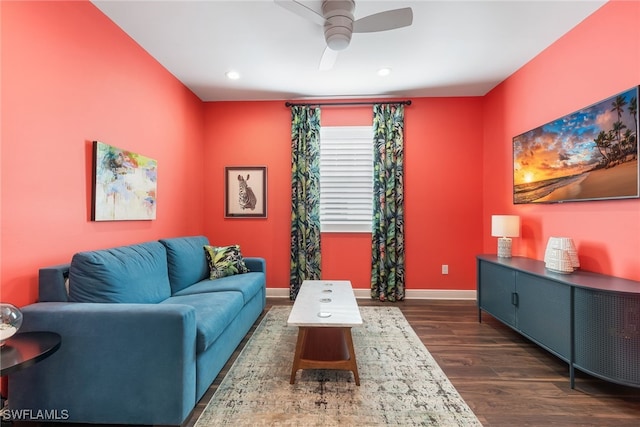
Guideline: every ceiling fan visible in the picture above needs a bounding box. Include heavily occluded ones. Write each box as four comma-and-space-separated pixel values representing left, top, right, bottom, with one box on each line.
275, 0, 413, 70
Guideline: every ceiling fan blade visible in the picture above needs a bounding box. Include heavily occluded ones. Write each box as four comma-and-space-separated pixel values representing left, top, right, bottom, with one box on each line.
353, 7, 413, 33
319, 46, 339, 71
274, 0, 324, 26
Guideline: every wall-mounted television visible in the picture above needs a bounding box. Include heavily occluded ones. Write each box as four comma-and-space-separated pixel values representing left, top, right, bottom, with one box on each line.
513, 86, 639, 204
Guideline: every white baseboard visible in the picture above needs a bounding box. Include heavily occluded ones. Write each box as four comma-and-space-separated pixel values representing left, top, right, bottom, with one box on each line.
266, 288, 477, 300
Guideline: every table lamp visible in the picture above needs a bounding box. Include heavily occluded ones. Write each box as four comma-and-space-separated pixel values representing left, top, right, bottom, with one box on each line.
491, 215, 520, 258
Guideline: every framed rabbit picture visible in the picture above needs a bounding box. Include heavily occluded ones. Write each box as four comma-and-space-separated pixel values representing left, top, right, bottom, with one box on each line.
224, 166, 267, 218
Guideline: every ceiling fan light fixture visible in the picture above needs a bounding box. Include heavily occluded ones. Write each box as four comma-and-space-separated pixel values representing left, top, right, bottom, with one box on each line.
322, 0, 354, 51
324, 26, 352, 51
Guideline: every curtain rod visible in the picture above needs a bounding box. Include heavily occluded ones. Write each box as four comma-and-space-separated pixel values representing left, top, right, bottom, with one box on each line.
285, 100, 411, 107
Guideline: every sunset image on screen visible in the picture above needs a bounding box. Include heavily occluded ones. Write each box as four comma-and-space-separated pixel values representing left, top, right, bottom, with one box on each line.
513, 87, 638, 204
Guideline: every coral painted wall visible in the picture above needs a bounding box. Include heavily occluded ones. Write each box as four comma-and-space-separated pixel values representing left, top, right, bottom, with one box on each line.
483, 0, 640, 281
1, 1, 205, 306
2, 0, 637, 313
203, 98, 485, 292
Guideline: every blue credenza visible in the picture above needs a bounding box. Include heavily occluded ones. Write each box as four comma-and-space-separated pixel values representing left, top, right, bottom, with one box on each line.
477, 255, 640, 389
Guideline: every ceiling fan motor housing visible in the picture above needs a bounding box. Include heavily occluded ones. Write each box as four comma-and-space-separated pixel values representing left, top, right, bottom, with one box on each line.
322, 0, 355, 51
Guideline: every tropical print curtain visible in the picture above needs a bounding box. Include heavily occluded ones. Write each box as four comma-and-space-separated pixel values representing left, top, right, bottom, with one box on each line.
371, 104, 405, 302
289, 106, 322, 300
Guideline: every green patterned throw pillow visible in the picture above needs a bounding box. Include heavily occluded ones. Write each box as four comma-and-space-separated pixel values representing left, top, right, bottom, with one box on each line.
204, 244, 249, 280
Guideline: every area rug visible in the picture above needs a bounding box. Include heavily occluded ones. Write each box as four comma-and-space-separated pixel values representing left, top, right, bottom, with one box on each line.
195, 306, 482, 426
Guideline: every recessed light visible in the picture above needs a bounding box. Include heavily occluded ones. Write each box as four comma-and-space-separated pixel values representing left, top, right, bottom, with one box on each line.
377, 67, 391, 77
225, 70, 240, 80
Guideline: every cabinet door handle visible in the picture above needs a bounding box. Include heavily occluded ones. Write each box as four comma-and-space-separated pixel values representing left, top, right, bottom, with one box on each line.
511, 292, 519, 306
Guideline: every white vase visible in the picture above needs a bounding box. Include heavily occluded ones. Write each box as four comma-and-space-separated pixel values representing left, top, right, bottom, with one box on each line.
544, 237, 579, 272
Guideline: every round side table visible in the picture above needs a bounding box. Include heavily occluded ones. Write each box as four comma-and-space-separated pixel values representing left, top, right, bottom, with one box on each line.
1, 332, 61, 424
1, 331, 61, 376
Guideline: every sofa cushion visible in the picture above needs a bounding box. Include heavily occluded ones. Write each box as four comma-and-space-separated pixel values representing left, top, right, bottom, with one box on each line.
161, 291, 244, 353
68, 242, 171, 303
172, 272, 265, 304
204, 244, 249, 280
159, 236, 210, 294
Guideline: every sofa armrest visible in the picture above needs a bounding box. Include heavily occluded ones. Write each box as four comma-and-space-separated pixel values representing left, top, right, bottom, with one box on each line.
39, 263, 71, 302
9, 302, 197, 426
245, 257, 266, 274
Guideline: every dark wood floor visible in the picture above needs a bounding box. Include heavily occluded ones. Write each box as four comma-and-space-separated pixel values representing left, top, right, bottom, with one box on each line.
187, 298, 640, 427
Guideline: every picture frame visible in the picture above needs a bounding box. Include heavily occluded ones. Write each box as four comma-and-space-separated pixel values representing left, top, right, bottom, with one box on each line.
225, 166, 267, 218
92, 141, 157, 221
513, 86, 639, 204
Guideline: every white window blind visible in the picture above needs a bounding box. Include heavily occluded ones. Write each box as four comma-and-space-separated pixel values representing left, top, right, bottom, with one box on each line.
320, 126, 374, 233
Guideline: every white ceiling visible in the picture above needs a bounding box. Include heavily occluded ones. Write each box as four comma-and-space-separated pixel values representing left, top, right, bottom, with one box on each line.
91, 0, 607, 102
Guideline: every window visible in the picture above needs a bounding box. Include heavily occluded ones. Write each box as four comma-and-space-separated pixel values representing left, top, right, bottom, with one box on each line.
319, 126, 374, 233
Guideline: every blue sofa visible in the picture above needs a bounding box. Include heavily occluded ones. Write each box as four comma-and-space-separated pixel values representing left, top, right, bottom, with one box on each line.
8, 236, 266, 426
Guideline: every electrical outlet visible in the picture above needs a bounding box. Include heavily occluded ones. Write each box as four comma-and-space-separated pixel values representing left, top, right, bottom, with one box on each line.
442, 264, 449, 275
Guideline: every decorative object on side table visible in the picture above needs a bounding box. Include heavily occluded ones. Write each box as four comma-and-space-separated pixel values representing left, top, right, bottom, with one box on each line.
491, 215, 520, 258
0, 303, 23, 346
544, 236, 579, 274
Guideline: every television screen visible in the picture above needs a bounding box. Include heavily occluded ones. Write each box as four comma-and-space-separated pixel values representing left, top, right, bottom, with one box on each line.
513, 86, 639, 204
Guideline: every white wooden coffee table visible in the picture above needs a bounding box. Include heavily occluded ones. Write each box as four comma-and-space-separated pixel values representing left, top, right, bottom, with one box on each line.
287, 280, 362, 385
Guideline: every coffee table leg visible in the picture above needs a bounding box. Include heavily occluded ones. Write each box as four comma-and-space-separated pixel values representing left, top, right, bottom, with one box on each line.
344, 328, 360, 386
290, 327, 360, 386
290, 327, 308, 384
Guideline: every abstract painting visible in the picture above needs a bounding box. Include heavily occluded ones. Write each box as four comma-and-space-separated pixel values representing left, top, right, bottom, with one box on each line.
92, 141, 157, 221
